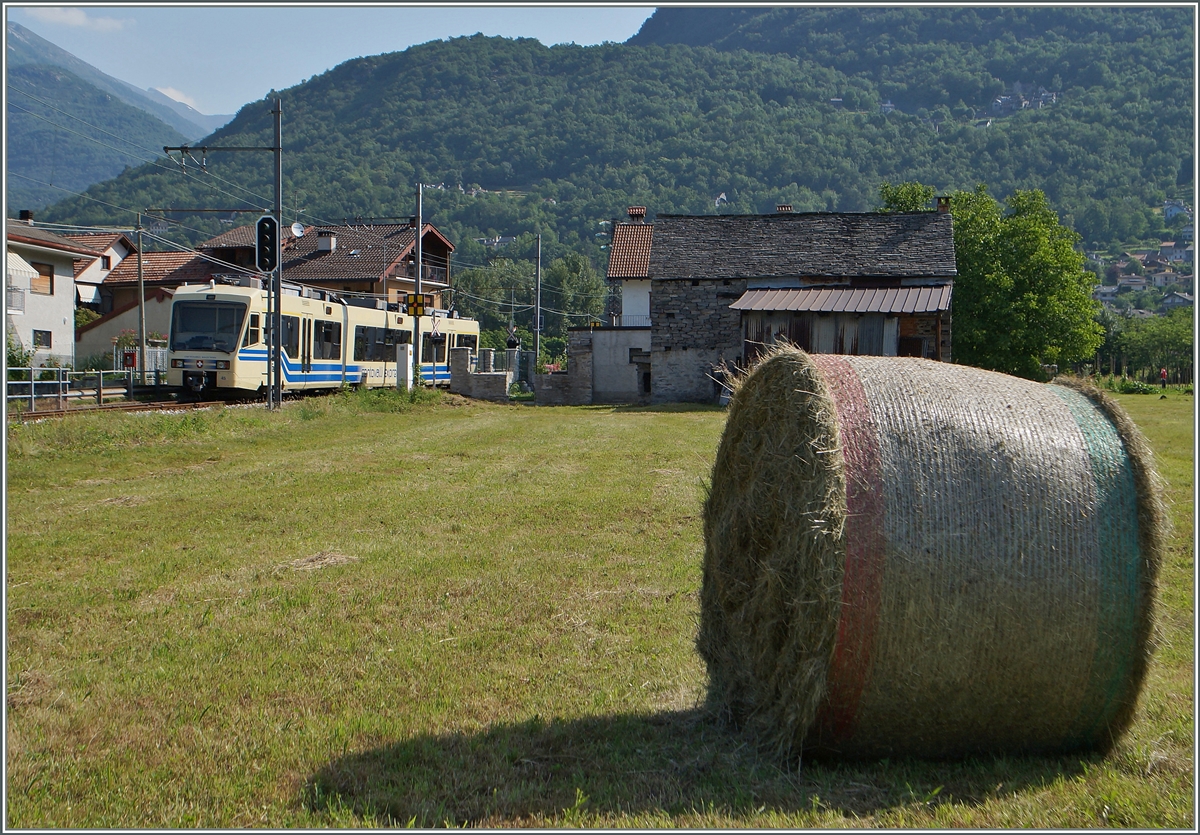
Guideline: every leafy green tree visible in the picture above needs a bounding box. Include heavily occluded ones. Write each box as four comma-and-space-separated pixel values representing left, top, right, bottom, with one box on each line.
539, 252, 606, 337
1118, 307, 1194, 376
949, 184, 1103, 379
450, 258, 534, 333
877, 181, 936, 212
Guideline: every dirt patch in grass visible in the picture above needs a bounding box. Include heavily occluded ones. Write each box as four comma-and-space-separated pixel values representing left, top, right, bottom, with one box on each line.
7, 669, 54, 710
283, 551, 359, 572
98, 495, 149, 507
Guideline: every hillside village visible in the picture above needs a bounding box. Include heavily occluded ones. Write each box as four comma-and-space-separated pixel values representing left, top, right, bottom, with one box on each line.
7, 192, 1192, 405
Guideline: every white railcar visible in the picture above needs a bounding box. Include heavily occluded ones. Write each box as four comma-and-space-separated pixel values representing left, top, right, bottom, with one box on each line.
166, 279, 478, 398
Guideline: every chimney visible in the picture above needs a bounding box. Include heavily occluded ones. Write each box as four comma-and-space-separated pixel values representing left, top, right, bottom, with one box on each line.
776, 203, 793, 213
18, 210, 34, 225
937, 196, 951, 213
317, 230, 337, 252
627, 206, 647, 223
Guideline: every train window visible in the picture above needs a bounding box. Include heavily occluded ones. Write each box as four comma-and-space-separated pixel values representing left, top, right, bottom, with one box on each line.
243, 313, 261, 347
455, 334, 478, 351
354, 325, 400, 362
422, 334, 447, 363
313, 321, 341, 359
282, 316, 300, 358
171, 301, 247, 352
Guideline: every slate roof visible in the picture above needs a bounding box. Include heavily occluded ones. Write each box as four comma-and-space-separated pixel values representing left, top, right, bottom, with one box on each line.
606, 223, 654, 280
7, 224, 104, 257
199, 222, 453, 286
732, 285, 953, 314
647, 212, 957, 280
200, 226, 296, 249
279, 224, 451, 286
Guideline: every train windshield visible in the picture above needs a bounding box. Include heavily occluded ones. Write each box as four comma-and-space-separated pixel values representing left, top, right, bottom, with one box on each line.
170, 301, 247, 353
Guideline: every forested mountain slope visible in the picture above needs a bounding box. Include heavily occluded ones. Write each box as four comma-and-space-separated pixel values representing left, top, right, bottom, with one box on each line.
7, 64, 190, 211
7, 21, 210, 139
33, 15, 1192, 264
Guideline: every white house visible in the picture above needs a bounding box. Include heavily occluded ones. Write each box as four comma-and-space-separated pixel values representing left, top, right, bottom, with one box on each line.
6, 221, 101, 368
64, 232, 137, 315
1164, 199, 1192, 222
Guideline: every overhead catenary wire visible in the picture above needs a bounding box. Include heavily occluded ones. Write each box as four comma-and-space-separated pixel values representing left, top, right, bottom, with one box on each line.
10, 97, 613, 320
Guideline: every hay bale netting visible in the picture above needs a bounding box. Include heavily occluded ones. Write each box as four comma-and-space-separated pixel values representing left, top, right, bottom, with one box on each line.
699, 348, 1167, 760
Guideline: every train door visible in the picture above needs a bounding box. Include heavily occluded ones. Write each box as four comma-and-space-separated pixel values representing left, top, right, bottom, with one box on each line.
281, 313, 314, 389
299, 313, 314, 387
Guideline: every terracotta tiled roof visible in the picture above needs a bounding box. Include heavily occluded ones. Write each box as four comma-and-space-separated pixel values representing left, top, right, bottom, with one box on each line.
104, 251, 225, 285
606, 223, 654, 280
63, 232, 128, 253
648, 212, 957, 280
7, 224, 104, 257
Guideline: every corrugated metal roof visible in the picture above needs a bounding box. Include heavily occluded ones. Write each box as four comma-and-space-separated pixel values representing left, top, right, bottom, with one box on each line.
606, 223, 653, 280
730, 284, 953, 314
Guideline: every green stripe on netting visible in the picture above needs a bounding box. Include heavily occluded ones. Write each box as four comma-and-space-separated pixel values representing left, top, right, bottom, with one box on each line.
1051, 385, 1141, 750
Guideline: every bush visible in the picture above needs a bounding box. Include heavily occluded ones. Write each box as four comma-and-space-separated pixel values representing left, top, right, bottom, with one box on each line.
333, 383, 442, 413
1115, 378, 1158, 394
77, 353, 114, 371
7, 331, 34, 380
75, 307, 101, 329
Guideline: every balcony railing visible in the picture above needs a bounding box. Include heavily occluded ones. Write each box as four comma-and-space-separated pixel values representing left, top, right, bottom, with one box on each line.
611, 314, 651, 328
7, 286, 24, 314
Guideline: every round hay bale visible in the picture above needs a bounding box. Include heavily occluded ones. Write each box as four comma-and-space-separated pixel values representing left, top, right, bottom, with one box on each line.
699, 348, 1166, 760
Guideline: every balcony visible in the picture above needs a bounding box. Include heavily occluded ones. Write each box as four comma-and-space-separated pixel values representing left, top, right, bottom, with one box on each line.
7, 285, 24, 315
392, 263, 449, 286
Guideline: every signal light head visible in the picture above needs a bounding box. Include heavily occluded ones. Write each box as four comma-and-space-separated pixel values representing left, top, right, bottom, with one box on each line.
256, 215, 279, 272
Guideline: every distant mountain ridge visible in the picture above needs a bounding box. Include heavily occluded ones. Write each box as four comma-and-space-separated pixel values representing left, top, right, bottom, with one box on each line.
6, 21, 231, 138
35, 10, 1194, 259
7, 63, 191, 211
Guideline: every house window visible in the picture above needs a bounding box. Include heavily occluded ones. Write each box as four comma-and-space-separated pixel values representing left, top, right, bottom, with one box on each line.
32, 330, 52, 349
30, 262, 53, 295
101, 255, 112, 270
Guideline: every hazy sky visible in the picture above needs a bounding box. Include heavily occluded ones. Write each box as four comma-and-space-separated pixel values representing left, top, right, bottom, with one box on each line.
7, 4, 657, 115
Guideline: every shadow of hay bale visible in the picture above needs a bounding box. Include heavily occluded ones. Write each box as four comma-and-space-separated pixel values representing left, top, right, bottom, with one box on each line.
303, 709, 1095, 826
700, 348, 1166, 761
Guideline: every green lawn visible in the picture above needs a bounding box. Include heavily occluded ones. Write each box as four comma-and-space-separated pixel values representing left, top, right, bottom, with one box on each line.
5, 387, 1194, 828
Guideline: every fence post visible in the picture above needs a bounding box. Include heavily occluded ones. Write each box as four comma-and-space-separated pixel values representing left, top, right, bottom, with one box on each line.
97, 370, 104, 405
127, 369, 134, 400
57, 367, 64, 411
30, 370, 36, 412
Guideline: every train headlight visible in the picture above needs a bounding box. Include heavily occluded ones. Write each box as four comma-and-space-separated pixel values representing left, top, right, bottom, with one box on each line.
171, 359, 184, 368
215, 361, 230, 369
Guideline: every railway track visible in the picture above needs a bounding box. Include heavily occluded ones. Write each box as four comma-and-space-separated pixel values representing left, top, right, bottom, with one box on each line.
8, 399, 239, 422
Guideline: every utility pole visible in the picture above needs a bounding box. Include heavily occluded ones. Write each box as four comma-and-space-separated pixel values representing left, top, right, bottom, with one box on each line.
272, 98, 283, 410
135, 212, 146, 385
163, 96, 283, 409
412, 184, 422, 388
534, 233, 542, 369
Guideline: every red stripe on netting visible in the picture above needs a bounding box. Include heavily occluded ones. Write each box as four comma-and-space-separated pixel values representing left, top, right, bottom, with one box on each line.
809, 355, 886, 746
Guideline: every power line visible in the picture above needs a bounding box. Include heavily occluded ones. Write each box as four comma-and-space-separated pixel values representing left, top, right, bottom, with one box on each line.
7, 85, 178, 162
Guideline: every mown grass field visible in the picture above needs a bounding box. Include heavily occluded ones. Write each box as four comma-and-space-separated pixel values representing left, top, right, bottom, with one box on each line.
4, 387, 1194, 828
